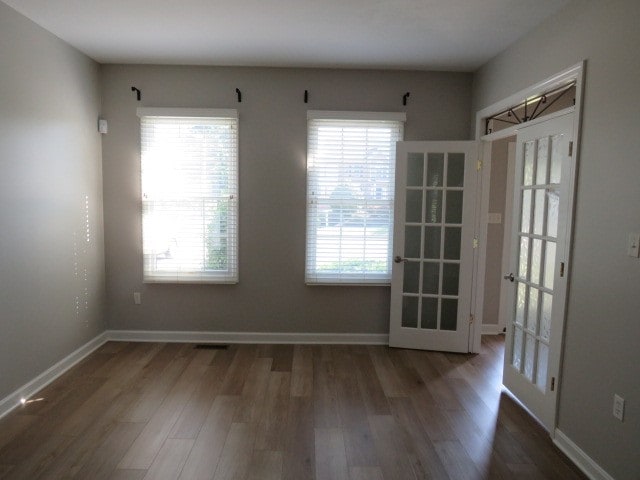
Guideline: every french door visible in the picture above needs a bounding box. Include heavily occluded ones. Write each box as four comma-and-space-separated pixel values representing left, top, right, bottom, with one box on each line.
502, 113, 575, 431
389, 142, 478, 352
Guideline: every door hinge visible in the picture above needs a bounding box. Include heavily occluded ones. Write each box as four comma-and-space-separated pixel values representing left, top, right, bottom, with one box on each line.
568, 141, 573, 156
473, 237, 479, 249
560, 262, 565, 277
477, 160, 483, 171
550, 377, 556, 391
469, 314, 474, 324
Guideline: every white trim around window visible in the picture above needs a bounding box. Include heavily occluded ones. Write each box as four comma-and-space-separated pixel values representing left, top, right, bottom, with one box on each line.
307, 110, 407, 122
137, 108, 239, 284
305, 111, 406, 285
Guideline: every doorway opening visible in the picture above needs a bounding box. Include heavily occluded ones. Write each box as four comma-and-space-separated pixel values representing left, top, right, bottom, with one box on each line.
472, 62, 585, 434
480, 136, 515, 336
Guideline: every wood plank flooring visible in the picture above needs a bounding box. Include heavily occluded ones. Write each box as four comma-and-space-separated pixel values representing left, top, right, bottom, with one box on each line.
0, 336, 586, 479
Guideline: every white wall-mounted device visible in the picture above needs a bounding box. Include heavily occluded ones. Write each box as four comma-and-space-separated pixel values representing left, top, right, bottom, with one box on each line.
98, 119, 108, 134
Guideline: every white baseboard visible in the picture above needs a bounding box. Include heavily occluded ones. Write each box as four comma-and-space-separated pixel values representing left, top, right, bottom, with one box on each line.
553, 429, 614, 480
481, 324, 504, 335
106, 329, 389, 345
0, 332, 109, 420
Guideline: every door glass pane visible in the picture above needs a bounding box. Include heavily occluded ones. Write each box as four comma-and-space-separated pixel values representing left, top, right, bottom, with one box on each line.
425, 191, 442, 223
530, 239, 542, 285
536, 137, 549, 185
427, 153, 444, 187
550, 134, 563, 184
543, 241, 556, 289
533, 189, 546, 235
447, 153, 465, 187
512, 327, 523, 369
443, 227, 461, 260
524, 334, 536, 381
521, 190, 532, 234
527, 288, 539, 333
404, 226, 421, 258
401, 296, 418, 328
515, 283, 526, 326
442, 263, 459, 295
546, 190, 559, 238
422, 262, 439, 295
406, 190, 423, 223
540, 293, 553, 341
423, 226, 441, 259
407, 153, 424, 187
536, 343, 549, 390
518, 236, 529, 279
445, 190, 463, 224
441, 299, 458, 331
403, 261, 420, 293
421, 297, 438, 329
523, 141, 535, 186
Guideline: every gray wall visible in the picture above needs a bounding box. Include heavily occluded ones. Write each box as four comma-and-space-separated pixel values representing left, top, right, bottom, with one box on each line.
473, 0, 640, 478
101, 65, 472, 333
0, 3, 105, 400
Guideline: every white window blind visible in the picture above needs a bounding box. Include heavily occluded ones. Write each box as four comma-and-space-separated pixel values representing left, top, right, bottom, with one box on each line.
306, 111, 405, 284
138, 108, 238, 283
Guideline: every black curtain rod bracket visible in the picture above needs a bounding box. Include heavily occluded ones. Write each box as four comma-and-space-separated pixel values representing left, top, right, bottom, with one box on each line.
403, 92, 410, 106
235, 88, 242, 103
131, 87, 141, 101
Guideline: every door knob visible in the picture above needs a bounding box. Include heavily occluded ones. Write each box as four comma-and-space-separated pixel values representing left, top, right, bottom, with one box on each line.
394, 255, 407, 263
503, 273, 515, 282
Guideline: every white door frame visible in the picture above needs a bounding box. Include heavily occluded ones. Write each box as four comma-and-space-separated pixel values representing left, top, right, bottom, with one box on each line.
471, 62, 585, 432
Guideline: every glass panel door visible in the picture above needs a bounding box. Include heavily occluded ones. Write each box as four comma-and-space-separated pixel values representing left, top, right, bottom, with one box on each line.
390, 142, 477, 353
503, 113, 574, 431
510, 134, 558, 390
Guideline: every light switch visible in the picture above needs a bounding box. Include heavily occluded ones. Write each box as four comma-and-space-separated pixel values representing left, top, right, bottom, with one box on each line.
627, 233, 640, 258
613, 394, 625, 421
133, 292, 141, 305
488, 213, 502, 224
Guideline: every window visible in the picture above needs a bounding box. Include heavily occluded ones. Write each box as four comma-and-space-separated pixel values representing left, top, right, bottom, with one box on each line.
138, 108, 238, 283
305, 111, 405, 284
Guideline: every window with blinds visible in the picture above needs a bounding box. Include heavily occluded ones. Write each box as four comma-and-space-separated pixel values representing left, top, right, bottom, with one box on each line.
138, 108, 238, 283
306, 111, 405, 284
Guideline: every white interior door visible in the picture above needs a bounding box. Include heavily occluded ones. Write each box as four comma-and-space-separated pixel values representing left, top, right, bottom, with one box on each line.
389, 141, 478, 353
503, 113, 575, 431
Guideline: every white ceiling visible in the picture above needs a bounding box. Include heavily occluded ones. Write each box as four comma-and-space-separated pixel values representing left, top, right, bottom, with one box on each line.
3, 0, 569, 71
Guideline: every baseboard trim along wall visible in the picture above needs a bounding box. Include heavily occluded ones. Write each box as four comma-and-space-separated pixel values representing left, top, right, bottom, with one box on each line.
553, 429, 615, 480
481, 324, 503, 335
106, 329, 389, 345
0, 332, 109, 420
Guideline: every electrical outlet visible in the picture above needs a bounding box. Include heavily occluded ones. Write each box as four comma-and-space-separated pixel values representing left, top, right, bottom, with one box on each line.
613, 394, 625, 421
133, 292, 141, 305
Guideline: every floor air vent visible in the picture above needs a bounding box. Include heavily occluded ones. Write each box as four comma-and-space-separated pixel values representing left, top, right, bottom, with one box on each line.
194, 344, 229, 350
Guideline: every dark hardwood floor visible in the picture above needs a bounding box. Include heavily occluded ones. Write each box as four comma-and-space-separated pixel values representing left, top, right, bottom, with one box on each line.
0, 336, 586, 479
